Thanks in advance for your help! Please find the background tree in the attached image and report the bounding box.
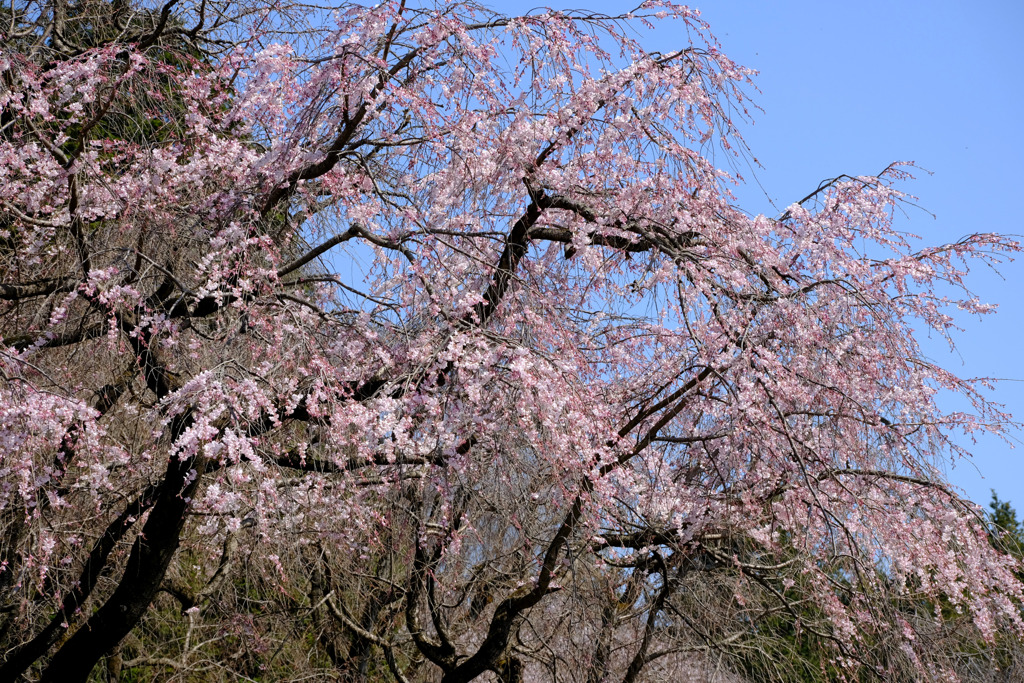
[1,0,1022,681]
[989,491,1024,560]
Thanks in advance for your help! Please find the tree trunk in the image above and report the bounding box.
[37,454,206,682]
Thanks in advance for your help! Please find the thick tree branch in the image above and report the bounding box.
[0,483,160,681]
[0,275,79,301]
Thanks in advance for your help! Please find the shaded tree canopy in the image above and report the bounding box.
[1,0,1022,681]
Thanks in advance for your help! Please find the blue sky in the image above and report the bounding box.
[483,0,1024,509]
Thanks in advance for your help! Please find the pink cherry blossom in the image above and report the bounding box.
[0,1,1020,681]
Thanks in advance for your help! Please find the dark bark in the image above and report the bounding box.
[0,484,159,681]
[37,451,207,682]
[439,496,584,683]
[469,201,541,327]
[36,333,201,681]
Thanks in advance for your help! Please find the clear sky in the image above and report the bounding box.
[483,0,1024,510]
